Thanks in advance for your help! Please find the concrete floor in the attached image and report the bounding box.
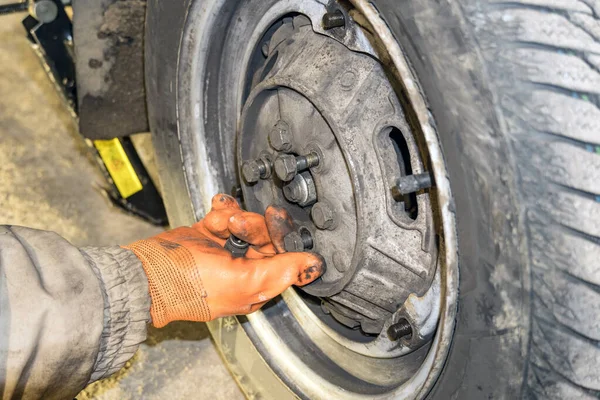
[0,11,242,400]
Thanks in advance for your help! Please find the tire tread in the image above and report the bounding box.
[472,1,600,397]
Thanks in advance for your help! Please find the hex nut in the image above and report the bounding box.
[284,231,305,252]
[242,160,261,183]
[269,121,293,152]
[274,154,298,182]
[283,172,317,207]
[311,202,336,230]
[282,180,302,202]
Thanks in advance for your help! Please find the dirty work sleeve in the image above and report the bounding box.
[0,226,150,399]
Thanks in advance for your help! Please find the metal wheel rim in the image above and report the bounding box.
[176,0,459,397]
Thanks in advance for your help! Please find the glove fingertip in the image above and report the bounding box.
[296,253,326,286]
[211,193,241,210]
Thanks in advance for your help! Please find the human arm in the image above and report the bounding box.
[0,194,323,399]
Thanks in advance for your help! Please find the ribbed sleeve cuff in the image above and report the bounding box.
[80,246,151,383]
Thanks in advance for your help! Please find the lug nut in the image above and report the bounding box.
[242,157,271,183]
[269,120,293,152]
[311,201,336,230]
[393,173,433,196]
[387,318,413,341]
[282,172,317,207]
[274,152,320,182]
[322,10,345,30]
[284,228,314,252]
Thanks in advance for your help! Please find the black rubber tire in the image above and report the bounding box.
[146,0,600,398]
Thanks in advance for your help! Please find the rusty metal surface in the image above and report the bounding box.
[73,0,148,139]
[238,19,437,335]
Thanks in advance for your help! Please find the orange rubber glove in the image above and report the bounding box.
[124,194,324,328]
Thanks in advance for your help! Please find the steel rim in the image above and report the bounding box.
[177,0,460,397]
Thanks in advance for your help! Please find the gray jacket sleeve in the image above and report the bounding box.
[0,226,151,399]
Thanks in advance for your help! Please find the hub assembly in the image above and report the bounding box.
[238,16,438,335]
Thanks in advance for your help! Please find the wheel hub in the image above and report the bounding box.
[238,16,437,335]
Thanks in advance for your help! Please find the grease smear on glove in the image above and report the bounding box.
[124,194,324,327]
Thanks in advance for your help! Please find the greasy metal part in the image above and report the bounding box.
[284,228,314,252]
[72,0,148,139]
[224,235,250,258]
[282,172,317,207]
[322,10,344,30]
[311,201,336,230]
[284,232,304,252]
[273,152,320,182]
[387,318,413,341]
[239,21,437,333]
[394,173,433,196]
[269,120,293,152]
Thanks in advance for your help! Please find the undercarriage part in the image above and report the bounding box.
[238,16,438,335]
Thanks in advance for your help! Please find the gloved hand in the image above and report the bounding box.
[124,194,324,327]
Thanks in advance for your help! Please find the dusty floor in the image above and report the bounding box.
[0,11,242,400]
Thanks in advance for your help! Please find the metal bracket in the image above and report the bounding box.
[22,0,77,115]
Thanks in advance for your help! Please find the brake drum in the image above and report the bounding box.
[238,18,437,334]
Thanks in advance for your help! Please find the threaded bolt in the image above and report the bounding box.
[283,228,314,252]
[387,318,413,341]
[274,152,320,182]
[322,10,345,30]
[242,157,271,183]
[393,173,433,196]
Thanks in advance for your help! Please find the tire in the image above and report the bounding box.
[146,0,600,398]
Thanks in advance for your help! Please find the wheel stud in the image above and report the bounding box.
[393,173,433,196]
[284,228,314,252]
[387,318,413,341]
[322,10,345,30]
[274,152,320,182]
[242,157,272,183]
[311,201,336,230]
